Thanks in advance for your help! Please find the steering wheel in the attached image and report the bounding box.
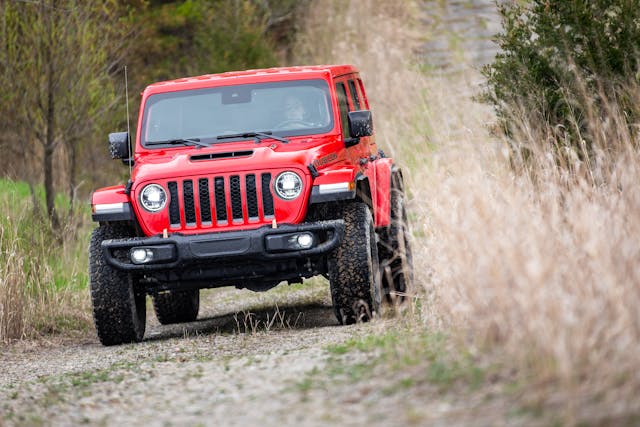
[274,120,316,130]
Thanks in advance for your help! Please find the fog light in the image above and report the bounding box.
[288,232,314,249]
[130,248,154,264]
[265,232,316,252]
[297,233,314,248]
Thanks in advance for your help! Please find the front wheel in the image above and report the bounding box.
[329,202,382,324]
[89,224,146,346]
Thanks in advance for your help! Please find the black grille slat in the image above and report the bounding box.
[183,180,196,225]
[168,182,180,227]
[164,172,275,230]
[230,175,243,221]
[214,177,227,223]
[246,174,258,219]
[198,178,211,224]
[261,173,274,217]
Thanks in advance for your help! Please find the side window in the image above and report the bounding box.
[356,78,369,109]
[336,82,350,137]
[348,79,361,111]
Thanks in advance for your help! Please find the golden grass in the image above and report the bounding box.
[416,75,640,420]
[0,190,92,343]
[295,0,640,422]
[0,223,27,341]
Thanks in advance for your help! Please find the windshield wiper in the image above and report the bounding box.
[216,131,289,144]
[146,138,209,148]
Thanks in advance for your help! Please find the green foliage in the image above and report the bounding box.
[481,0,640,161]
[0,0,130,227]
[0,0,301,210]
[128,0,292,85]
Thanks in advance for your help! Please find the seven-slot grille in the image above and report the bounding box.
[167,173,274,229]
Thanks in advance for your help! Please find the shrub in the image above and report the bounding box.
[481,0,640,166]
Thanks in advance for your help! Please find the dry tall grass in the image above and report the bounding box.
[295,0,640,422]
[0,189,92,343]
[417,76,640,421]
[291,0,428,162]
[0,224,26,341]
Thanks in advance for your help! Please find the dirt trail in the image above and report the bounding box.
[0,284,511,427]
[0,284,419,427]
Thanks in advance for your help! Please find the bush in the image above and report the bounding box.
[481,0,640,166]
[129,0,298,84]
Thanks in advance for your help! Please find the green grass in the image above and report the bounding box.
[293,326,489,398]
[0,178,77,217]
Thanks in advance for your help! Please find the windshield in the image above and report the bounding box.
[141,79,334,148]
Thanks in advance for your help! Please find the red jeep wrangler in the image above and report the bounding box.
[90,65,412,345]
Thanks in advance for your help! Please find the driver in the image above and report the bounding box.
[275,95,311,130]
[283,95,305,122]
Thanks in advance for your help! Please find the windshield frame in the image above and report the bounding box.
[140,79,335,149]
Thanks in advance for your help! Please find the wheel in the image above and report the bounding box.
[379,176,413,303]
[152,289,200,325]
[89,224,146,346]
[329,202,382,324]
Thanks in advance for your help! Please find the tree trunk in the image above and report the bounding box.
[43,0,59,229]
[68,140,78,216]
[43,142,58,228]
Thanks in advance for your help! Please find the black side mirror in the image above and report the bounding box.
[108,131,130,160]
[348,110,373,138]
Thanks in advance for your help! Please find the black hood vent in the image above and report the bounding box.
[191,150,253,161]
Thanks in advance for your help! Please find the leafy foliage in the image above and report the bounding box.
[0,0,302,222]
[0,0,131,227]
[481,0,640,162]
[129,0,281,84]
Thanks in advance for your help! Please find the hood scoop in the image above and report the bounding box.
[190,150,253,161]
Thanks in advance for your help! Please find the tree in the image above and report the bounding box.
[127,0,289,86]
[481,0,640,165]
[0,0,128,227]
[0,0,304,224]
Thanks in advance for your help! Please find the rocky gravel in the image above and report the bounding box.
[0,283,391,427]
[0,283,544,427]
[1,277,538,427]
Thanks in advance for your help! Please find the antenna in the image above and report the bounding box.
[125,65,132,177]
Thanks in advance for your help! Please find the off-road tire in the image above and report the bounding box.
[152,290,200,325]
[379,176,413,303]
[89,224,146,346]
[329,202,382,324]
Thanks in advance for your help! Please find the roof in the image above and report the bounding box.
[143,65,359,95]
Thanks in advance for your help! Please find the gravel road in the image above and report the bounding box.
[0,283,431,427]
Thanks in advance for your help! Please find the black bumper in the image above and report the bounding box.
[102,220,344,272]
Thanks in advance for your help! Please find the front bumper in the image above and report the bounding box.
[102,220,344,272]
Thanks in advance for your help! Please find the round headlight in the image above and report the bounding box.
[140,184,167,212]
[274,171,303,200]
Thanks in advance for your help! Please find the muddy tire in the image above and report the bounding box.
[329,202,382,324]
[152,290,200,325]
[89,224,146,346]
[379,177,413,303]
